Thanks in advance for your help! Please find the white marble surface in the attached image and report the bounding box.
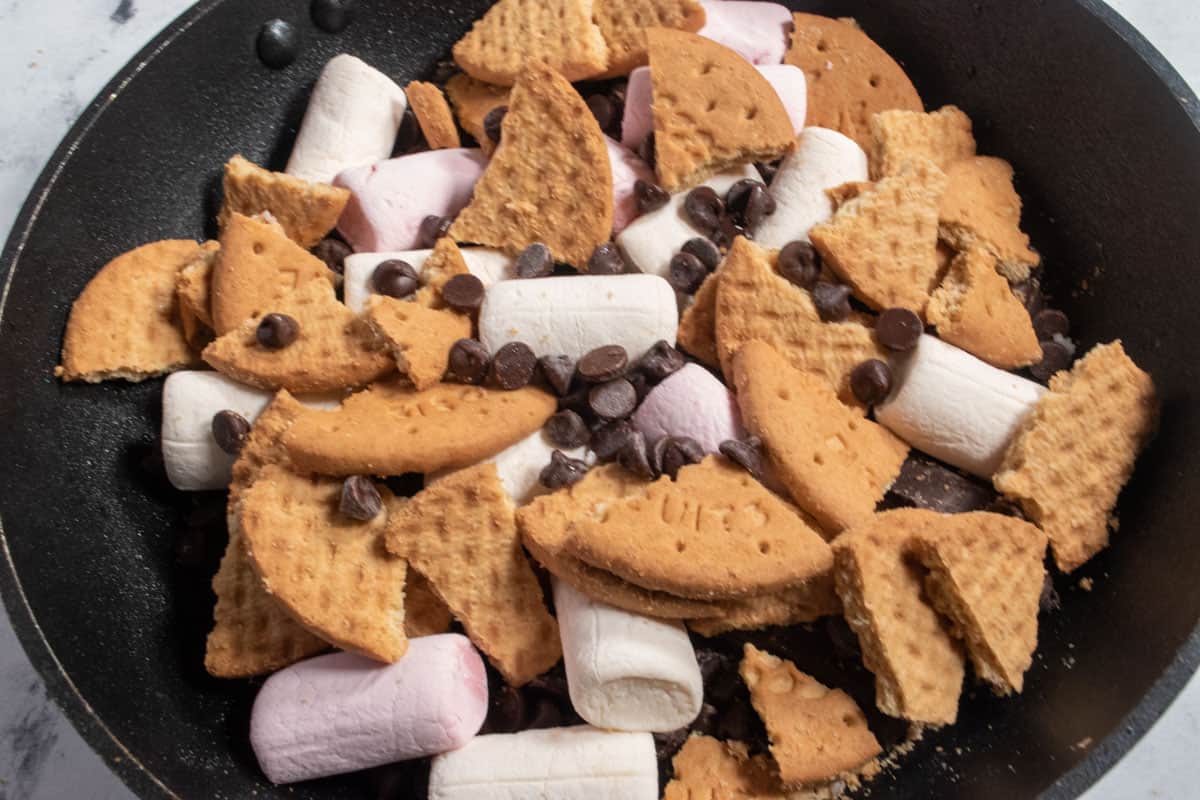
[0,1,1197,798]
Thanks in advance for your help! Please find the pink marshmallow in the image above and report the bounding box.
[698,0,793,65]
[334,149,487,252]
[633,363,744,454]
[607,136,655,234]
[250,634,488,785]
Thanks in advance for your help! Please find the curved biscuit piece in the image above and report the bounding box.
[452,0,608,86]
[364,296,471,390]
[741,644,881,788]
[385,464,561,685]
[203,279,393,393]
[444,74,511,156]
[564,456,834,600]
[676,271,720,367]
[714,236,884,409]
[869,105,975,180]
[927,246,1041,369]
[994,341,1157,572]
[785,13,922,151]
[284,380,557,476]
[685,577,840,637]
[449,65,612,266]
[663,735,787,800]
[594,0,706,77]
[405,81,461,150]
[58,239,207,382]
[240,464,408,663]
[648,28,794,190]
[218,155,350,248]
[939,155,1040,282]
[732,340,908,535]
[210,212,334,335]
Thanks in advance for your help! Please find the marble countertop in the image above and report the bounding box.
[1,1,1198,798]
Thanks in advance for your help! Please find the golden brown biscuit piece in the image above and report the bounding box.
[210,211,334,335]
[741,644,881,788]
[732,340,908,535]
[910,512,1047,695]
[452,0,609,86]
[593,0,706,77]
[405,81,462,150]
[686,576,841,637]
[385,463,561,685]
[364,296,471,390]
[926,246,1042,369]
[994,341,1157,572]
[175,241,220,329]
[648,28,794,190]
[563,456,834,600]
[677,271,720,367]
[663,735,788,800]
[714,237,884,409]
[785,13,922,152]
[57,239,207,382]
[218,155,350,248]
[240,465,408,663]
[832,509,965,726]
[444,74,511,156]
[869,105,976,179]
[939,155,1040,282]
[202,279,393,393]
[810,159,948,313]
[404,570,454,638]
[449,65,612,267]
[284,380,557,476]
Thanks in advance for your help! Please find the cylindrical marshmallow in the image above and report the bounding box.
[343,246,514,312]
[632,363,744,454]
[251,634,488,785]
[285,54,408,184]
[754,127,870,249]
[698,0,793,65]
[478,274,678,362]
[162,372,274,490]
[428,726,658,800]
[877,335,1046,477]
[429,430,590,505]
[554,579,703,732]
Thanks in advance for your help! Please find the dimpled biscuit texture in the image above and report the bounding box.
[648,28,794,190]
[939,155,1040,282]
[663,735,788,800]
[911,512,1047,695]
[202,279,394,393]
[444,74,511,157]
[385,463,562,685]
[810,158,948,313]
[218,155,350,248]
[593,0,706,77]
[740,644,881,788]
[283,380,557,476]
[405,81,462,150]
[564,456,834,600]
[832,509,965,726]
[714,236,884,410]
[686,575,841,637]
[239,464,409,663]
[994,341,1157,572]
[364,296,472,391]
[732,340,909,535]
[57,239,206,382]
[175,241,220,329]
[677,271,720,367]
[448,65,613,267]
[869,105,976,180]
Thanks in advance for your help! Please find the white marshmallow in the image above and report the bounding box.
[554,579,703,732]
[428,726,658,800]
[429,430,590,506]
[343,247,515,312]
[876,335,1046,478]
[698,0,793,65]
[617,166,758,279]
[478,275,678,362]
[754,127,869,249]
[285,54,408,184]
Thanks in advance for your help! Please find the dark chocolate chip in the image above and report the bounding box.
[1011,276,1045,313]
[586,243,628,274]
[617,430,656,478]
[394,107,424,154]
[668,252,708,293]
[489,342,538,389]
[724,179,759,215]
[372,259,420,298]
[719,437,766,482]
[637,340,686,383]
[1030,339,1073,382]
[558,386,593,418]
[778,241,820,289]
[577,345,629,383]
[211,410,251,455]
[588,378,638,420]
[311,237,352,274]
[441,274,485,312]
[626,369,650,402]
[417,214,452,248]
[544,410,591,449]
[585,94,615,133]
[1039,573,1061,612]
[887,456,997,514]
[649,435,671,476]
[1033,308,1070,341]
[681,237,721,271]
[591,420,635,462]
[637,132,656,168]
[635,179,669,214]
[483,105,508,144]
[446,338,491,384]
[257,19,299,69]
[256,313,300,349]
[683,186,724,234]
[515,242,553,278]
[725,179,775,228]
[811,281,852,322]
[755,160,780,184]
[876,307,924,351]
[658,436,705,479]
[539,449,590,489]
[537,355,575,396]
[311,0,355,33]
[850,359,893,406]
[339,475,383,521]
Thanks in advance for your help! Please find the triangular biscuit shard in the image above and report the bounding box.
[449,65,613,267]
[365,296,471,391]
[594,0,705,77]
[869,105,976,179]
[939,155,1040,281]
[218,155,350,248]
[664,735,787,800]
[647,28,794,189]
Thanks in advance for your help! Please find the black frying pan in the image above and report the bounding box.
[2,1,1198,797]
